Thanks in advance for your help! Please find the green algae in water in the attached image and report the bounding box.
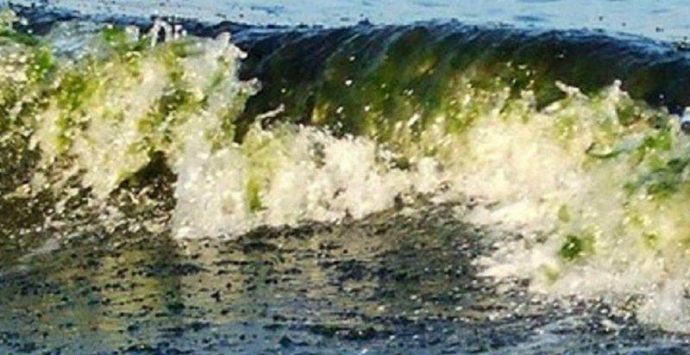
[559,234,595,262]
[5,14,690,335]
[625,157,690,199]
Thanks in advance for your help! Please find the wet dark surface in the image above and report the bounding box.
[1,202,690,354]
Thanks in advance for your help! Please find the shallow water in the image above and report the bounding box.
[3,202,689,354]
[3,2,690,354]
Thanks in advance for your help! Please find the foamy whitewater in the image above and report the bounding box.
[4,9,690,334]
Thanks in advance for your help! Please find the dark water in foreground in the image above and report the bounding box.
[2,159,690,351]
[2,203,689,354]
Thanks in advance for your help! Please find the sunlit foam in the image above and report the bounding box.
[4,12,690,332]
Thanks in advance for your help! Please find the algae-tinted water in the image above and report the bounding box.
[3,5,690,354]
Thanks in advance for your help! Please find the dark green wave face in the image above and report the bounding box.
[234,22,690,139]
[4,8,690,346]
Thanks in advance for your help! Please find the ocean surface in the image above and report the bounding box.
[2,1,690,354]
[5,0,690,42]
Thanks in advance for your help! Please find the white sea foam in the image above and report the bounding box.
[6,16,690,332]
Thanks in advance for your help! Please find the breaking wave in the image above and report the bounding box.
[4,8,690,332]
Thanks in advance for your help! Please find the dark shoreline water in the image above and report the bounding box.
[4,5,690,354]
[3,202,689,354]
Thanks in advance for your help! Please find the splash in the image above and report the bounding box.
[165,76,690,331]
[4,11,690,332]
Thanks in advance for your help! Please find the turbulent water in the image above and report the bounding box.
[4,4,690,353]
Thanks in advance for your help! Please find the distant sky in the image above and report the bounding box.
[4,0,690,41]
